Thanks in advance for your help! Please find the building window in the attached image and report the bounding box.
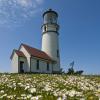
[20,61,24,73]
[57,50,59,57]
[47,62,49,71]
[37,60,39,70]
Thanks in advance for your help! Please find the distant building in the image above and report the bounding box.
[10,9,60,73]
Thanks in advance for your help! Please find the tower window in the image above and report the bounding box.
[44,26,46,31]
[57,50,59,57]
[36,60,39,70]
[56,27,58,31]
[47,62,49,71]
[48,18,52,23]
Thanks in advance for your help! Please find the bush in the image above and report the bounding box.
[67,67,84,75]
[67,67,75,75]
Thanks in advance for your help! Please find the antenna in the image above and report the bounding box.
[69,61,74,68]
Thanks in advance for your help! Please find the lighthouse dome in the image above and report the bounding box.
[43,9,58,24]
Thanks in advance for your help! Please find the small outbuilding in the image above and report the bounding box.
[10,44,55,73]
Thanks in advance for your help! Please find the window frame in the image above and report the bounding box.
[57,49,59,57]
[47,62,49,71]
[36,60,39,70]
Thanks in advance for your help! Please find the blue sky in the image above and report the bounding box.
[0,0,100,74]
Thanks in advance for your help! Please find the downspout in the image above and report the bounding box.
[18,56,19,73]
[52,62,53,74]
[30,56,31,73]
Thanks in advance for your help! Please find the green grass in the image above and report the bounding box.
[0,74,99,100]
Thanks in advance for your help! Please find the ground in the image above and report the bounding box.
[0,74,100,100]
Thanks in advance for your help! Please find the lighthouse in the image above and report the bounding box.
[41,9,60,73]
[11,9,61,73]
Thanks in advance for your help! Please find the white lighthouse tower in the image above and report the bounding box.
[42,9,60,73]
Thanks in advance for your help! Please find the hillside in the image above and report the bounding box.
[0,74,100,100]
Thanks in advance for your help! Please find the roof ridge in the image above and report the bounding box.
[14,49,23,53]
[13,49,18,51]
[20,43,54,61]
[10,49,25,59]
[22,43,45,53]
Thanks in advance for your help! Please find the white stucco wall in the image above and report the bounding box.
[42,31,60,72]
[18,57,28,72]
[31,57,52,73]
[19,46,30,72]
[30,58,36,72]
[11,52,18,73]
[42,32,58,60]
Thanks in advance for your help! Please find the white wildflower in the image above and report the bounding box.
[29,88,36,93]
[21,94,26,97]
[2,93,7,97]
[0,90,4,93]
[62,94,67,100]
[68,90,76,97]
[25,85,30,90]
[57,97,62,100]
[31,96,38,100]
[44,85,51,91]
[27,94,32,99]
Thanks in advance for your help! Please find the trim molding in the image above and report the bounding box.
[41,23,59,29]
[43,10,58,18]
[42,31,59,35]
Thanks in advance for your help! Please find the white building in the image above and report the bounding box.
[10,9,61,73]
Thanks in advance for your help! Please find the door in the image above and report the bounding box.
[20,61,24,73]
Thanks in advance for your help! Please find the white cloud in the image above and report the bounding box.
[17,0,33,7]
[35,0,44,4]
[0,0,44,26]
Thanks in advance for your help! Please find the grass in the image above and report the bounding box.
[0,74,99,100]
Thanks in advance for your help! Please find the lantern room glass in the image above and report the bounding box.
[44,13,57,24]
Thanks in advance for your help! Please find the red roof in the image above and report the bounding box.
[21,44,54,62]
[15,50,25,57]
[10,49,25,59]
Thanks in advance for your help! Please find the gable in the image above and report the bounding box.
[19,44,30,58]
[19,43,55,62]
[10,49,25,59]
[10,50,18,60]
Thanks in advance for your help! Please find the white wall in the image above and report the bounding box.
[11,52,18,73]
[42,32,58,60]
[18,57,28,72]
[42,31,60,72]
[19,46,30,72]
[31,58,37,72]
[31,57,52,73]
